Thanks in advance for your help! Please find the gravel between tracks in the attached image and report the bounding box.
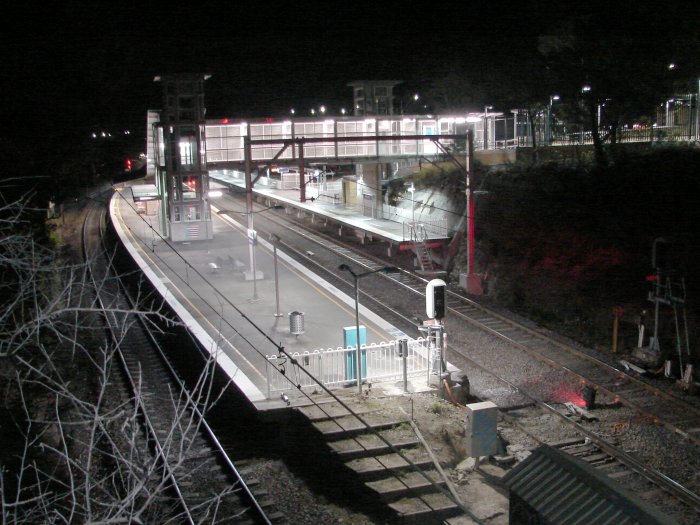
[37,195,698,524]
[248,204,700,524]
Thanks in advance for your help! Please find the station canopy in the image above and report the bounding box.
[131,184,160,202]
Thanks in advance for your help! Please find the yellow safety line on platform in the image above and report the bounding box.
[212,205,388,341]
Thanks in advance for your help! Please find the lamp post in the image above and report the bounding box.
[408,183,416,223]
[204,190,223,254]
[248,210,259,301]
[338,264,398,394]
[665,98,675,128]
[204,197,211,254]
[269,233,283,317]
[547,95,560,145]
[399,93,420,115]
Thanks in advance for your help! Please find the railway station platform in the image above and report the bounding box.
[109,182,441,412]
[209,170,452,258]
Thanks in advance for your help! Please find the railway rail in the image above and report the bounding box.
[221,191,700,515]
[83,193,281,524]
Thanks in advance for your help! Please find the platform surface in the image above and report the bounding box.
[110,183,435,410]
[209,171,449,245]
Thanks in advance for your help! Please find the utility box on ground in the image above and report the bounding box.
[465,401,499,458]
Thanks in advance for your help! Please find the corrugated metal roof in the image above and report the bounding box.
[502,445,677,525]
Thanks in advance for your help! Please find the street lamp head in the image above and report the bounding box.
[551,95,560,101]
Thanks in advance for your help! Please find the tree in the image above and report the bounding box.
[536,2,700,165]
[0,190,236,523]
[422,65,486,114]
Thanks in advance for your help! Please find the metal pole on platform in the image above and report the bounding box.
[244,136,259,301]
[465,130,474,280]
[251,212,258,301]
[352,275,362,393]
[339,264,399,394]
[299,141,306,203]
[270,233,282,317]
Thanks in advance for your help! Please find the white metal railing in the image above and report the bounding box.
[280,172,314,190]
[306,180,342,203]
[202,114,504,165]
[154,97,700,172]
[265,338,431,396]
[401,218,448,240]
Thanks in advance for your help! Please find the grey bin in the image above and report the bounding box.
[289,311,305,335]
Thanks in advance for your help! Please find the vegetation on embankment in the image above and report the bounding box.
[387,144,700,356]
[451,144,700,355]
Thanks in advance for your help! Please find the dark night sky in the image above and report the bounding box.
[2,1,698,149]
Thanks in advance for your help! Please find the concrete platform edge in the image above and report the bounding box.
[109,193,267,403]
[213,205,412,342]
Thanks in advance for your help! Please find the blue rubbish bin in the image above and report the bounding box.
[343,326,367,381]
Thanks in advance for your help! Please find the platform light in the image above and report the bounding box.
[208,190,223,198]
[338,264,399,394]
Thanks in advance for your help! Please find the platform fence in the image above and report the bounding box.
[306,180,343,203]
[265,337,431,397]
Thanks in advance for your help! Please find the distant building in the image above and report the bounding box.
[348,80,401,116]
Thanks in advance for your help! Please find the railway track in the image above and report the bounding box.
[83,193,283,524]
[219,191,700,515]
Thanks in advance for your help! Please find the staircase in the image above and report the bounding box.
[410,223,435,273]
[296,398,462,524]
